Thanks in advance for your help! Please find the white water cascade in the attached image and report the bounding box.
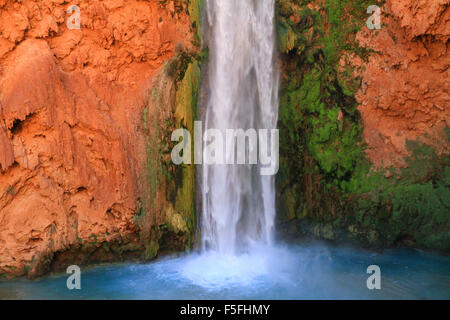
[201,0,279,254]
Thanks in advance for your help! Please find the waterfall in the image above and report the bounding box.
[201,0,279,254]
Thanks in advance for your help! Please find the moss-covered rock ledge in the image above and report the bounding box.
[275,0,450,252]
[137,49,201,261]
[136,0,204,261]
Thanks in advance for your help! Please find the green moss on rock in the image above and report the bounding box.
[188,0,205,46]
[276,0,449,252]
[139,45,202,259]
[145,239,160,260]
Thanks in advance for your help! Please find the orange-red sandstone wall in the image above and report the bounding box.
[0,0,193,277]
[0,0,448,277]
[356,0,449,167]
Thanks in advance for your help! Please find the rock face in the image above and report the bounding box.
[0,0,448,277]
[357,0,450,167]
[276,0,449,250]
[0,0,196,277]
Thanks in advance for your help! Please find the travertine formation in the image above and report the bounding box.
[356,0,449,167]
[0,0,193,277]
[0,0,448,277]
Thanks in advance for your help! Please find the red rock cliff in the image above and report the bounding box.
[0,0,194,277]
[356,0,449,167]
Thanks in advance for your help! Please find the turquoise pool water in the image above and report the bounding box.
[1,244,449,300]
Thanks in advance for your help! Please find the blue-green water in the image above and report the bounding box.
[1,244,449,300]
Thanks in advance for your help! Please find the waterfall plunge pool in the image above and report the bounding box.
[1,243,449,299]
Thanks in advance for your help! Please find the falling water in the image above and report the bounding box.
[201,0,279,254]
[1,3,448,298]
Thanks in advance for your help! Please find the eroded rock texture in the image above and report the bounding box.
[0,0,195,277]
[357,0,449,167]
[276,0,449,250]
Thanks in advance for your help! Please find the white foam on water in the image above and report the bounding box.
[179,245,300,289]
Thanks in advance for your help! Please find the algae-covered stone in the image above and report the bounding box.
[145,239,159,261]
[166,204,189,234]
[275,0,449,252]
